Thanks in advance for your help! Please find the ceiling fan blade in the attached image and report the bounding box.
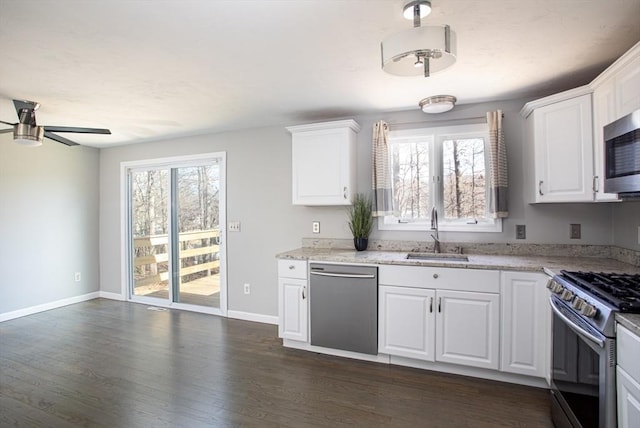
[43,126,111,135]
[44,131,79,146]
[0,128,13,135]
[0,120,17,126]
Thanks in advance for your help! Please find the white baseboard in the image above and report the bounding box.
[0,292,100,323]
[98,291,126,301]
[227,310,278,325]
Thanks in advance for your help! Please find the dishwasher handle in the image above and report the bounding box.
[310,271,376,279]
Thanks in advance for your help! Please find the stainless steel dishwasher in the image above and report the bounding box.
[309,263,378,355]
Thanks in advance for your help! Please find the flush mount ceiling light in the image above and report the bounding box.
[419,95,457,114]
[381,0,456,77]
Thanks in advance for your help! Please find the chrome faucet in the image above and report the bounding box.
[430,207,441,254]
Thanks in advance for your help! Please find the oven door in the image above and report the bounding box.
[549,296,616,428]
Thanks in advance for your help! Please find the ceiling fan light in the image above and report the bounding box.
[13,124,44,146]
[419,95,457,114]
[402,1,432,20]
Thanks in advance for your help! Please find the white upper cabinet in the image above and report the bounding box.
[590,42,640,202]
[592,80,619,201]
[523,90,595,203]
[615,53,640,118]
[521,41,640,204]
[286,120,360,206]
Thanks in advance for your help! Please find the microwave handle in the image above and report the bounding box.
[550,296,604,348]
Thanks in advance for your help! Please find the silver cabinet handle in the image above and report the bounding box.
[438,297,442,313]
[289,265,295,270]
[302,286,306,300]
[593,176,599,193]
[433,273,439,279]
[343,186,348,199]
[538,180,544,196]
[429,297,433,313]
[310,271,375,279]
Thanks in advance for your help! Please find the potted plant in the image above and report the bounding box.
[347,193,373,251]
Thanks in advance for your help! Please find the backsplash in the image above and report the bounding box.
[301,238,640,267]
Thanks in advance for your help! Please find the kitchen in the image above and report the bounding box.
[1,1,640,426]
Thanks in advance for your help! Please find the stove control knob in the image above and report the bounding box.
[580,304,598,318]
[572,297,585,311]
[560,289,574,301]
[546,280,564,294]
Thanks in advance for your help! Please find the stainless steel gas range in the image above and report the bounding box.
[547,271,640,428]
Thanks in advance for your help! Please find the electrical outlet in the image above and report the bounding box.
[244,283,250,294]
[312,221,320,234]
[516,225,526,239]
[229,221,241,232]
[74,272,81,282]
[570,223,581,239]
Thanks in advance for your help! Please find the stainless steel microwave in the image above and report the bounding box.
[604,109,640,196]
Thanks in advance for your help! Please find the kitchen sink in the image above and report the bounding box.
[405,253,469,262]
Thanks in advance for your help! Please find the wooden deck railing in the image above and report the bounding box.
[133,229,220,287]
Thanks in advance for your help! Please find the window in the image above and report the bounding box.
[379,123,501,232]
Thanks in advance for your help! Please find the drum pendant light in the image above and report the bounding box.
[381,0,457,77]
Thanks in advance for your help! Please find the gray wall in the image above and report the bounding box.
[99,98,625,318]
[613,201,640,251]
[0,134,100,315]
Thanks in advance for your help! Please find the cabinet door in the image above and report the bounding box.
[500,272,550,378]
[278,277,308,342]
[291,126,354,206]
[378,286,436,361]
[533,94,594,202]
[435,290,500,370]
[616,55,640,118]
[592,81,619,201]
[617,367,640,428]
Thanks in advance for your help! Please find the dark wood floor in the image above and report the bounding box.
[0,299,553,427]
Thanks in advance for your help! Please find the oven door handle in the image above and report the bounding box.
[550,297,605,348]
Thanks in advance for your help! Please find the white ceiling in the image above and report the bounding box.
[0,0,639,148]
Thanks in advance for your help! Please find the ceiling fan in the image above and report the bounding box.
[0,99,111,147]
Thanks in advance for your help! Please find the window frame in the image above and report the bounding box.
[378,123,502,233]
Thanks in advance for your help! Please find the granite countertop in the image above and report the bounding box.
[277,247,640,276]
[617,313,640,337]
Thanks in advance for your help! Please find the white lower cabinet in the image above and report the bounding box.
[378,280,500,370]
[379,286,436,361]
[617,367,640,428]
[436,290,500,370]
[500,271,551,379]
[277,260,308,342]
[617,324,640,428]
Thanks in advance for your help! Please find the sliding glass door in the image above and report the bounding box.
[125,153,226,315]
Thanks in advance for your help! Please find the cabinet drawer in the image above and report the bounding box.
[618,324,640,383]
[278,260,308,279]
[379,265,499,293]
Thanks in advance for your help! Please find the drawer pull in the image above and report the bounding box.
[289,265,295,270]
[433,273,439,279]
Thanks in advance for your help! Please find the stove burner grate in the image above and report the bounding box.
[561,271,640,312]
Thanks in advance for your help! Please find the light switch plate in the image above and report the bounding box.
[516,225,526,239]
[229,221,241,232]
[312,221,320,234]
